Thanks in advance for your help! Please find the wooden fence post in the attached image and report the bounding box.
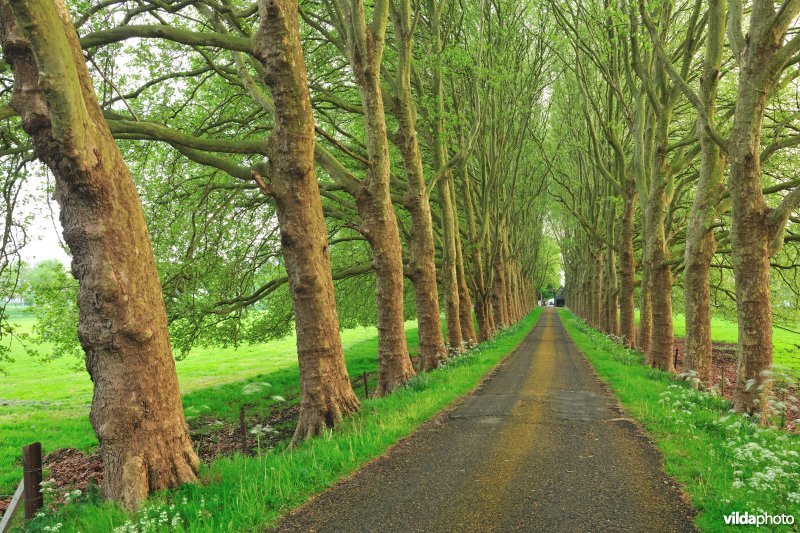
[22,442,42,519]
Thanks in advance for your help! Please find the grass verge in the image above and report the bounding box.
[559,309,800,532]
[20,309,541,532]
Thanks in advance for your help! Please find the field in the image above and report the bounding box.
[0,309,392,495]
[635,312,800,375]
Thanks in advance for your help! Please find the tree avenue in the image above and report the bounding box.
[0,0,798,516]
[0,0,551,509]
[551,0,800,418]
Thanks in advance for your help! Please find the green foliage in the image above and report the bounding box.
[21,260,80,363]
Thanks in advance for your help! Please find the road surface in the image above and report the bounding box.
[276,308,695,532]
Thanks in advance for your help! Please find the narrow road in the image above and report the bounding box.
[277,308,695,532]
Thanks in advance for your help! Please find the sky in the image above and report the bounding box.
[17,167,70,266]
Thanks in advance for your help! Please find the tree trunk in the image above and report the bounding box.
[682,0,725,387]
[728,16,779,414]
[492,250,508,328]
[619,188,637,347]
[592,252,604,329]
[341,0,416,395]
[451,183,477,345]
[255,0,360,443]
[638,262,652,356]
[463,174,494,341]
[391,4,447,371]
[645,180,674,372]
[455,230,477,344]
[439,175,464,351]
[1,1,198,509]
[605,242,619,336]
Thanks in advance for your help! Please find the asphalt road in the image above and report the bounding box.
[276,308,696,532]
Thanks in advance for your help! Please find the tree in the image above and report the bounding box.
[0,0,198,508]
[726,0,800,414]
[254,0,360,442]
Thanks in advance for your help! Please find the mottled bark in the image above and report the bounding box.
[255,0,359,443]
[1,0,198,509]
[491,250,509,328]
[638,263,652,356]
[454,223,477,345]
[619,189,637,347]
[644,177,675,372]
[390,1,447,371]
[727,1,792,414]
[463,175,494,341]
[682,0,725,387]
[338,0,415,395]
[439,175,464,351]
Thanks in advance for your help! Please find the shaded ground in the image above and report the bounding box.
[673,338,799,432]
[276,308,696,532]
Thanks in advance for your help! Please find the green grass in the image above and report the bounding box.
[0,313,389,495]
[634,311,800,376]
[561,309,800,532]
[9,309,541,532]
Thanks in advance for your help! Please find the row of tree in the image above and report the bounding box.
[0,0,558,510]
[547,0,800,418]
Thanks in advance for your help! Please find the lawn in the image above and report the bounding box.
[4,309,542,532]
[561,309,800,532]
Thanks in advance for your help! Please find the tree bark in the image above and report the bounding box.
[727,3,785,414]
[450,177,477,344]
[428,0,464,352]
[439,175,464,351]
[454,223,478,344]
[255,0,360,443]
[619,187,637,347]
[337,0,416,395]
[638,261,652,356]
[682,0,725,387]
[463,173,494,340]
[1,0,198,509]
[390,0,447,371]
[644,176,675,372]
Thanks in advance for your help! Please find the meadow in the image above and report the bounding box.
[638,312,800,375]
[0,309,388,495]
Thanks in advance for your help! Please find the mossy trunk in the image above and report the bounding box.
[682,0,725,387]
[342,0,415,395]
[391,4,447,371]
[619,188,637,347]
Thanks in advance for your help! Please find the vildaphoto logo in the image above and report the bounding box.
[723,512,796,527]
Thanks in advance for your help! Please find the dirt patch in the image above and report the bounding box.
[192,404,300,461]
[673,337,799,433]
